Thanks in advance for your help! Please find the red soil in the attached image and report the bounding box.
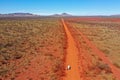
[62,18,120,80]
[73,27,120,80]
[0,19,66,80]
[2,18,119,80]
[66,21,120,80]
[67,17,120,22]
[62,19,81,80]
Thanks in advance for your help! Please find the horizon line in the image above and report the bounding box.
[0,12,120,16]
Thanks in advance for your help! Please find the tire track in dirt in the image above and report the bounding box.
[72,25,120,80]
[61,19,81,80]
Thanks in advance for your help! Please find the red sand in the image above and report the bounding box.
[62,19,81,80]
[72,24,120,80]
[62,18,120,80]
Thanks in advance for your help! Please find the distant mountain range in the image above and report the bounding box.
[110,14,120,17]
[51,13,72,17]
[0,13,120,17]
[0,13,39,17]
[0,13,73,17]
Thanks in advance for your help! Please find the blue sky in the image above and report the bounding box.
[0,0,120,15]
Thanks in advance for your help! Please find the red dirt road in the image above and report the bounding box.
[72,24,120,80]
[62,18,120,80]
[62,19,81,80]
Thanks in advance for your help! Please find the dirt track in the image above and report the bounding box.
[4,19,120,80]
[73,27,120,80]
[62,20,120,80]
[62,19,81,80]
[62,18,120,80]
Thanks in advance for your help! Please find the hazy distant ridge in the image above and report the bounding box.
[0,12,120,17]
[51,13,72,17]
[0,13,39,17]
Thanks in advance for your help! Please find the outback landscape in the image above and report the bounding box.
[0,16,120,80]
[1,0,120,80]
